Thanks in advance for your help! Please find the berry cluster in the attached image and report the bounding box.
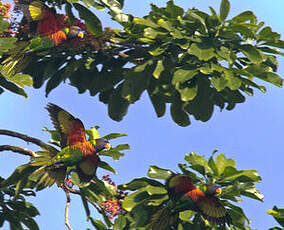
[101,175,127,219]
[0,1,11,18]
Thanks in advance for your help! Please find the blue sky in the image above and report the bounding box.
[1,0,284,229]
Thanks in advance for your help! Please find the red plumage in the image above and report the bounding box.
[166,174,232,226]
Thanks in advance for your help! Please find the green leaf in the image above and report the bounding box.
[9,73,33,88]
[215,153,235,176]
[221,167,261,183]
[102,133,127,140]
[0,19,10,33]
[99,144,129,160]
[188,43,215,61]
[0,37,17,53]
[255,72,283,87]
[258,26,281,42]
[90,217,107,230]
[224,70,242,90]
[42,127,61,147]
[220,0,230,21]
[67,0,78,3]
[267,206,284,227]
[22,217,39,230]
[108,86,130,121]
[65,3,76,24]
[170,100,191,127]
[100,0,122,14]
[231,11,256,23]
[153,60,164,79]
[240,45,264,64]
[179,210,195,221]
[114,216,127,230]
[0,75,28,97]
[172,69,197,85]
[119,177,164,191]
[211,76,228,92]
[147,166,172,179]
[132,17,159,28]
[122,61,153,103]
[98,161,117,174]
[177,84,198,102]
[86,127,100,142]
[148,88,166,118]
[145,185,167,195]
[208,155,218,175]
[74,3,103,35]
[184,152,212,175]
[121,189,146,211]
[166,0,184,18]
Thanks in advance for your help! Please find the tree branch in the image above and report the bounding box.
[0,129,58,152]
[0,145,36,157]
[65,191,73,230]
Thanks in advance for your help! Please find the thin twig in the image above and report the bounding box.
[63,183,80,195]
[85,196,105,215]
[62,182,113,225]
[0,129,58,152]
[0,145,36,157]
[65,191,73,230]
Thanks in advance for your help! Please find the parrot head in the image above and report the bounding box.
[64,26,84,39]
[205,184,222,196]
[93,138,111,152]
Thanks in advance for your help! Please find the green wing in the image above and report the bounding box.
[31,146,84,168]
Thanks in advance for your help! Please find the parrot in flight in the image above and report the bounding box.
[31,103,111,183]
[165,174,232,226]
[16,0,84,45]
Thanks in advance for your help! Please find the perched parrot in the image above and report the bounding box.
[31,103,111,183]
[16,0,84,45]
[165,174,232,226]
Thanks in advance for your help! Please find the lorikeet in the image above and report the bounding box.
[31,103,111,184]
[16,0,84,45]
[166,174,232,226]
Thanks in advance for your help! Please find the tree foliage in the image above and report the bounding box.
[0,0,284,229]
[0,0,284,125]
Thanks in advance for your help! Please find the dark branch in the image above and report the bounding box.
[0,129,58,152]
[62,183,80,195]
[0,145,35,157]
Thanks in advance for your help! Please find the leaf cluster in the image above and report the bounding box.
[0,176,39,230]
[107,0,284,126]
[107,152,263,230]
[0,0,283,126]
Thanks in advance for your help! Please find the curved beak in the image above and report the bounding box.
[104,143,111,150]
[216,187,222,195]
[77,31,84,39]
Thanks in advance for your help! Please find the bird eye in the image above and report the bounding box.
[216,187,222,195]
[104,143,111,150]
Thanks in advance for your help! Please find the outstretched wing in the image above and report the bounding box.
[16,0,45,21]
[46,103,87,147]
[197,196,232,226]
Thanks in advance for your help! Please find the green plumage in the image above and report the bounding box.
[31,146,84,168]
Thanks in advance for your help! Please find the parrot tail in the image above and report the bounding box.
[30,150,66,189]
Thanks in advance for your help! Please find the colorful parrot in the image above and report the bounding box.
[165,174,232,226]
[31,103,111,183]
[16,0,84,45]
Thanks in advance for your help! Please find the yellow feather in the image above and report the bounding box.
[29,1,44,21]
[58,110,72,134]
